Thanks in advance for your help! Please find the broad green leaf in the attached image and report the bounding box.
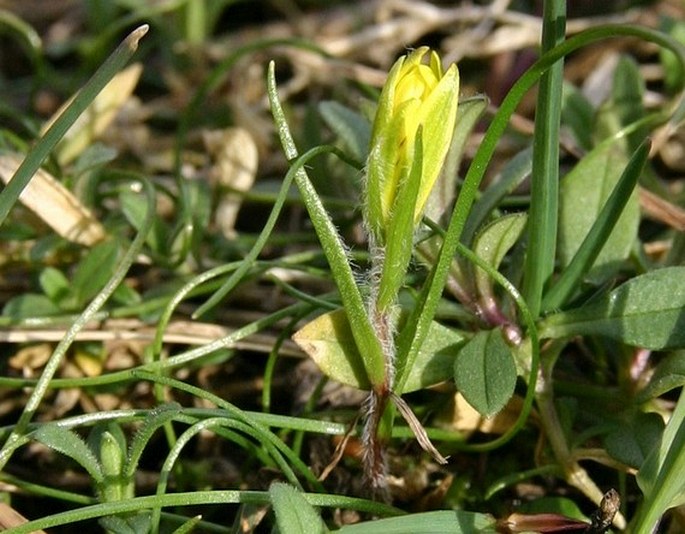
[39,266,70,303]
[611,56,647,152]
[561,82,594,151]
[69,238,121,308]
[472,213,527,302]
[542,140,648,313]
[3,293,62,319]
[337,510,497,533]
[462,147,532,246]
[454,329,517,418]
[604,412,664,470]
[34,425,103,483]
[539,267,685,350]
[71,142,119,178]
[293,309,465,393]
[270,482,328,534]
[318,101,370,162]
[518,496,586,520]
[637,351,685,402]
[558,138,639,283]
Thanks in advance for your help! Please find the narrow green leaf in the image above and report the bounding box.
[125,402,181,478]
[472,213,527,302]
[0,25,148,228]
[637,351,685,402]
[539,267,685,350]
[270,482,328,534]
[318,101,370,162]
[70,238,121,308]
[337,510,497,533]
[267,62,385,387]
[635,392,685,530]
[521,0,565,318]
[542,140,648,311]
[170,515,203,534]
[376,128,424,311]
[99,513,151,534]
[557,137,639,284]
[293,308,465,393]
[454,329,517,418]
[34,425,103,484]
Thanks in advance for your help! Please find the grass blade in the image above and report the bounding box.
[0,25,148,228]
[522,0,566,318]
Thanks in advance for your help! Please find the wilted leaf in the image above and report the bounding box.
[293,309,464,393]
[0,153,106,246]
[203,127,258,239]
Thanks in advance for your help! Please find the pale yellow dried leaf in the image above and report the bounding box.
[0,503,46,532]
[41,63,143,165]
[8,342,52,371]
[0,153,106,245]
[435,392,524,436]
[203,127,258,239]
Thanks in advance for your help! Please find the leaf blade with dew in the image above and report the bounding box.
[266,61,385,387]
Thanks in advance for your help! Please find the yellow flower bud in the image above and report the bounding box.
[365,47,460,242]
[365,47,459,311]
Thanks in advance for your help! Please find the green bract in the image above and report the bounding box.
[365,47,460,243]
